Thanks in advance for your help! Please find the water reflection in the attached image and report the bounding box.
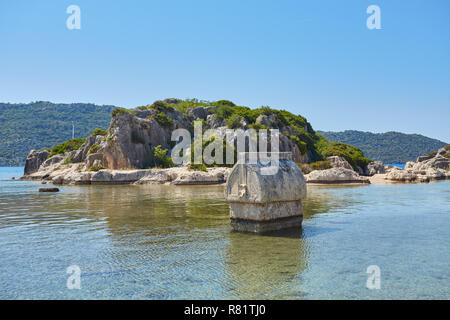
[2,177,447,299]
[224,228,309,299]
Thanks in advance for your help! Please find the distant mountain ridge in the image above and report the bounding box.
[318,130,448,163]
[0,101,115,166]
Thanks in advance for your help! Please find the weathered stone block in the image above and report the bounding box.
[225,152,306,232]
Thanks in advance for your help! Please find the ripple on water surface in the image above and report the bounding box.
[0,167,449,299]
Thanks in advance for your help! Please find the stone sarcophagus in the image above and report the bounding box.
[225,153,307,232]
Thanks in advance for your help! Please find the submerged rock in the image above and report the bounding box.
[39,188,59,192]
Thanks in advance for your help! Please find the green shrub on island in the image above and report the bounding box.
[48,138,86,158]
[248,123,269,131]
[226,114,244,129]
[188,163,208,172]
[444,145,450,151]
[111,107,136,117]
[316,136,371,170]
[150,100,175,113]
[152,145,175,168]
[310,161,331,171]
[188,136,236,169]
[151,112,173,129]
[62,155,74,165]
[213,104,234,120]
[91,128,107,136]
[296,161,331,174]
[212,100,236,107]
[88,165,106,172]
[88,144,100,154]
[297,163,312,174]
[288,135,307,155]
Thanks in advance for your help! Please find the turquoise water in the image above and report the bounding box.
[385,163,406,169]
[0,167,449,299]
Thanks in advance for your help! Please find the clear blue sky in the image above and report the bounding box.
[1,0,449,142]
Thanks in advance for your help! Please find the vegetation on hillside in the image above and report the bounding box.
[297,160,334,174]
[2,99,371,169]
[48,138,86,158]
[0,102,115,166]
[138,99,371,168]
[319,130,448,163]
[151,145,175,168]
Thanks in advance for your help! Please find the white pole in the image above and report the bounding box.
[72,122,75,139]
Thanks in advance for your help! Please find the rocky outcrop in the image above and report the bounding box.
[101,111,184,170]
[22,157,232,185]
[304,167,370,184]
[366,161,385,175]
[24,150,50,175]
[385,167,417,182]
[406,156,449,172]
[326,156,353,170]
[72,135,104,163]
[186,107,213,121]
[255,114,277,127]
[21,101,371,184]
[383,146,450,182]
[41,155,64,168]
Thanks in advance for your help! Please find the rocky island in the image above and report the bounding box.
[371,146,450,183]
[21,99,450,185]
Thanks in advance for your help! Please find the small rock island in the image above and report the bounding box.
[20,99,449,185]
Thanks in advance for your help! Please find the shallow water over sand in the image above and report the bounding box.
[0,167,449,299]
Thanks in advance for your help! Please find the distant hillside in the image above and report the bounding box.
[318,130,448,163]
[0,101,116,166]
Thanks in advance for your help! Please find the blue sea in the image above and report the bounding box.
[385,163,406,169]
[0,167,448,299]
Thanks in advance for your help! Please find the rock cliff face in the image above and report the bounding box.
[23,103,314,176]
[24,149,50,175]
[366,161,385,175]
[326,156,353,170]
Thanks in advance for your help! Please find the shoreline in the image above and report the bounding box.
[20,166,450,186]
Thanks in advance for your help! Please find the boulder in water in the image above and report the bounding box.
[39,188,60,192]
